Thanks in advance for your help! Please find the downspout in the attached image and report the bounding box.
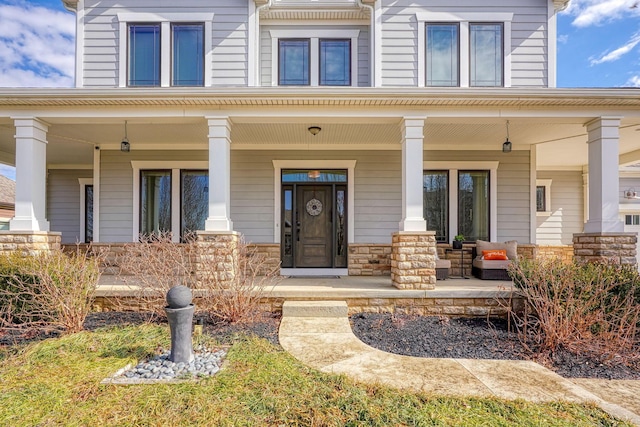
[356,0,375,87]
[254,0,272,87]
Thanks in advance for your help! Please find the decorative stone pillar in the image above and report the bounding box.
[573,233,637,265]
[205,117,233,232]
[390,231,436,290]
[0,231,61,255]
[399,117,427,232]
[195,231,240,288]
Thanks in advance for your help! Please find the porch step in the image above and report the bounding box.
[282,300,348,318]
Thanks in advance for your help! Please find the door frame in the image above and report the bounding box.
[273,160,356,276]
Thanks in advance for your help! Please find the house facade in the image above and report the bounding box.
[0,0,638,287]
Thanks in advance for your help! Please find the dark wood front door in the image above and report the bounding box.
[295,186,332,268]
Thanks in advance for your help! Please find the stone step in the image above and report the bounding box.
[282,300,348,318]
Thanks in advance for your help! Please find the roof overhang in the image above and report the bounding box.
[61,0,78,12]
[1,87,640,109]
[554,0,571,11]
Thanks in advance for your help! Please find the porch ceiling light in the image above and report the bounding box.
[502,120,512,153]
[121,121,130,152]
[308,126,321,136]
[308,170,321,179]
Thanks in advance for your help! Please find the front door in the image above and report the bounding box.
[295,186,332,267]
[281,169,348,269]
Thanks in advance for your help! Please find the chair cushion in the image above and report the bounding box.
[472,258,511,270]
[435,259,451,269]
[475,240,518,260]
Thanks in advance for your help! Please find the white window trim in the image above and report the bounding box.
[536,179,552,216]
[424,161,498,242]
[117,13,214,88]
[272,160,356,244]
[269,29,360,87]
[416,12,512,88]
[131,161,208,242]
[78,178,93,243]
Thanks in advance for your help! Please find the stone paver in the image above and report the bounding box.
[279,301,640,426]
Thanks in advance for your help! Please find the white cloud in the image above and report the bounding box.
[562,0,640,27]
[589,31,640,64]
[0,164,15,181]
[0,1,75,87]
[625,75,640,86]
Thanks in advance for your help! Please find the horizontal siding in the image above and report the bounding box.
[47,169,93,244]
[536,171,584,245]
[379,0,548,87]
[426,150,531,243]
[82,0,248,87]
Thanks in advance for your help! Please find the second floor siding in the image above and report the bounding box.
[81,0,249,87]
[78,0,553,89]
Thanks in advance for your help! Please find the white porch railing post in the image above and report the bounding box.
[205,117,233,231]
[10,117,50,232]
[399,117,427,232]
[584,117,623,233]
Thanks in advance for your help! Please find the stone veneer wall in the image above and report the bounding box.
[573,233,637,265]
[0,231,61,254]
[390,232,436,289]
[348,244,392,276]
[537,245,574,263]
[249,243,281,275]
[195,231,240,286]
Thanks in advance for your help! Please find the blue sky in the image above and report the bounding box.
[0,0,639,178]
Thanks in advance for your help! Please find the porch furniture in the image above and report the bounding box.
[472,240,517,280]
[435,250,451,280]
[445,247,470,279]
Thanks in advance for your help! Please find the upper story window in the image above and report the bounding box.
[270,29,359,87]
[118,13,213,88]
[129,24,161,86]
[469,23,503,87]
[172,24,204,86]
[426,24,459,87]
[417,12,512,88]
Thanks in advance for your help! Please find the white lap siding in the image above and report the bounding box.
[536,170,585,245]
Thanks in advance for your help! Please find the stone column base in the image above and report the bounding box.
[390,231,436,290]
[195,231,240,288]
[572,232,637,265]
[0,231,61,254]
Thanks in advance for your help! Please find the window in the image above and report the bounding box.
[423,171,449,242]
[79,178,93,243]
[423,161,498,243]
[270,29,359,87]
[536,179,552,215]
[416,12,512,88]
[458,171,489,241]
[426,24,459,87]
[133,161,208,242]
[172,24,204,86]
[319,39,351,86]
[118,13,213,87]
[279,39,310,85]
[626,215,640,225]
[470,23,503,87]
[128,24,161,86]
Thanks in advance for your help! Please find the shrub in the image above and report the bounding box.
[116,233,279,323]
[507,258,640,368]
[0,249,102,334]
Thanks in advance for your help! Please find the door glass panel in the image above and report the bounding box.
[458,170,489,241]
[85,185,93,243]
[423,171,448,242]
[335,187,347,267]
[282,186,293,268]
[181,170,208,238]
[141,170,171,235]
[282,169,347,183]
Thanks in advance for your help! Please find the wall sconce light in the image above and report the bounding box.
[308,170,321,179]
[502,120,512,153]
[121,121,130,152]
[308,126,321,136]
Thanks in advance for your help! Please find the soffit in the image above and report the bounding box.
[259,0,370,20]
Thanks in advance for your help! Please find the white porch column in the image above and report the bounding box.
[399,117,427,231]
[583,117,623,233]
[10,118,50,232]
[205,117,233,231]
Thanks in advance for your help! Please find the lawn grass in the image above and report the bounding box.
[0,324,631,426]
